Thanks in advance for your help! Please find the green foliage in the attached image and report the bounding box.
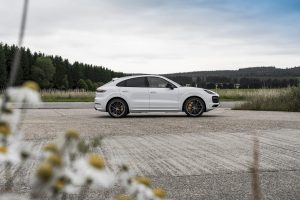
[32,66,45,87]
[85,79,95,90]
[0,44,7,89]
[62,75,69,89]
[77,79,88,90]
[32,57,55,88]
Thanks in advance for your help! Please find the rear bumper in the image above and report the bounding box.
[94,97,107,111]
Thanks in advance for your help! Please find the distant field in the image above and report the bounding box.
[214,88,285,101]
[41,89,94,102]
[232,87,300,112]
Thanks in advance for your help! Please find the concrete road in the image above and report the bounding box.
[4,108,300,199]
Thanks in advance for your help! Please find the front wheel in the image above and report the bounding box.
[107,98,128,118]
[184,97,205,117]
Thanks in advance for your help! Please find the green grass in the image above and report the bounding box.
[41,90,94,102]
[214,88,286,101]
[233,87,300,112]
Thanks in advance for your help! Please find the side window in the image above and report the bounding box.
[117,77,147,87]
[148,77,174,88]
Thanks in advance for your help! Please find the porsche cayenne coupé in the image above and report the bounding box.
[94,75,220,118]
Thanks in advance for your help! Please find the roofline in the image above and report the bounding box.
[111,75,181,87]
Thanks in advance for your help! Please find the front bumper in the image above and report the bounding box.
[206,95,220,111]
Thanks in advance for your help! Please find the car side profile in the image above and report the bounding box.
[94,75,219,118]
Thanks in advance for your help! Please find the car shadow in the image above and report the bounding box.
[95,113,222,119]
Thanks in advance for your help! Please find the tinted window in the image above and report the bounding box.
[116,80,126,87]
[148,77,175,88]
[116,77,147,87]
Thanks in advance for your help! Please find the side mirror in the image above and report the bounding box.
[166,83,174,90]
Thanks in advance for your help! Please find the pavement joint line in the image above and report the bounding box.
[147,168,300,178]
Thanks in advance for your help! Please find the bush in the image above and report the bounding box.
[77,79,88,90]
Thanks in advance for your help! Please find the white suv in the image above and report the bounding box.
[94,75,219,118]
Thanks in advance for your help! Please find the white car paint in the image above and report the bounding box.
[94,75,219,114]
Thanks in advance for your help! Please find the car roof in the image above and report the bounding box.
[113,74,163,81]
[109,75,181,87]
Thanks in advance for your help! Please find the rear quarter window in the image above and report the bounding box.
[116,80,126,87]
[116,77,147,87]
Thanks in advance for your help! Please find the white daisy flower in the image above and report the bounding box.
[72,154,115,188]
[0,144,21,164]
[7,87,41,105]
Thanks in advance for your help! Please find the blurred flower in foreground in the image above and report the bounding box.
[118,165,166,200]
[32,129,114,198]
[7,81,41,105]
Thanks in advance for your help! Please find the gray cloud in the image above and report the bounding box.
[1,0,300,73]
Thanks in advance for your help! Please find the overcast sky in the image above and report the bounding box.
[1,0,300,74]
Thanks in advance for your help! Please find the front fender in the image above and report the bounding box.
[179,91,210,110]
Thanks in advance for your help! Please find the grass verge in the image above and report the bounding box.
[233,87,300,112]
[214,88,286,101]
[41,90,94,102]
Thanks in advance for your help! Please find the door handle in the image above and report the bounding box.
[150,91,157,94]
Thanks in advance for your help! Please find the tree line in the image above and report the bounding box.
[0,43,124,90]
[167,76,299,89]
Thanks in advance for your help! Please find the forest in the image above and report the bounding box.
[0,43,299,90]
[0,43,124,90]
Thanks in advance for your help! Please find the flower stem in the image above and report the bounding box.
[4,162,12,192]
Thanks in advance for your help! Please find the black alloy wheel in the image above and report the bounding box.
[108,99,128,118]
[184,97,205,117]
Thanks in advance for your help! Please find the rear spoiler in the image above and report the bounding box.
[112,78,119,81]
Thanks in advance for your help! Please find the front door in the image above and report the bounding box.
[147,77,179,110]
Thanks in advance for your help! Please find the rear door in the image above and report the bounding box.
[117,77,149,111]
[147,77,179,110]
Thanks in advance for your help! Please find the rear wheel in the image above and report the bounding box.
[107,98,128,118]
[184,97,205,117]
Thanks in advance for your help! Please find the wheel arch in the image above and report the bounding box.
[182,96,207,112]
[106,97,130,113]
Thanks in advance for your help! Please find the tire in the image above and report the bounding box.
[107,98,128,118]
[184,97,205,117]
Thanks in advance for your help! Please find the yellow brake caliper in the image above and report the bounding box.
[188,102,193,112]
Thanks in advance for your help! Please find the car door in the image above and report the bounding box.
[117,77,149,111]
[147,77,179,110]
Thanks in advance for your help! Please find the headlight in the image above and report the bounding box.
[96,89,106,93]
[204,89,215,95]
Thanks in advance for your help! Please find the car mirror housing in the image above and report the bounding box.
[166,83,174,89]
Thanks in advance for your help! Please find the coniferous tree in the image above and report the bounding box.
[77,79,88,90]
[0,44,7,89]
[32,57,55,88]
